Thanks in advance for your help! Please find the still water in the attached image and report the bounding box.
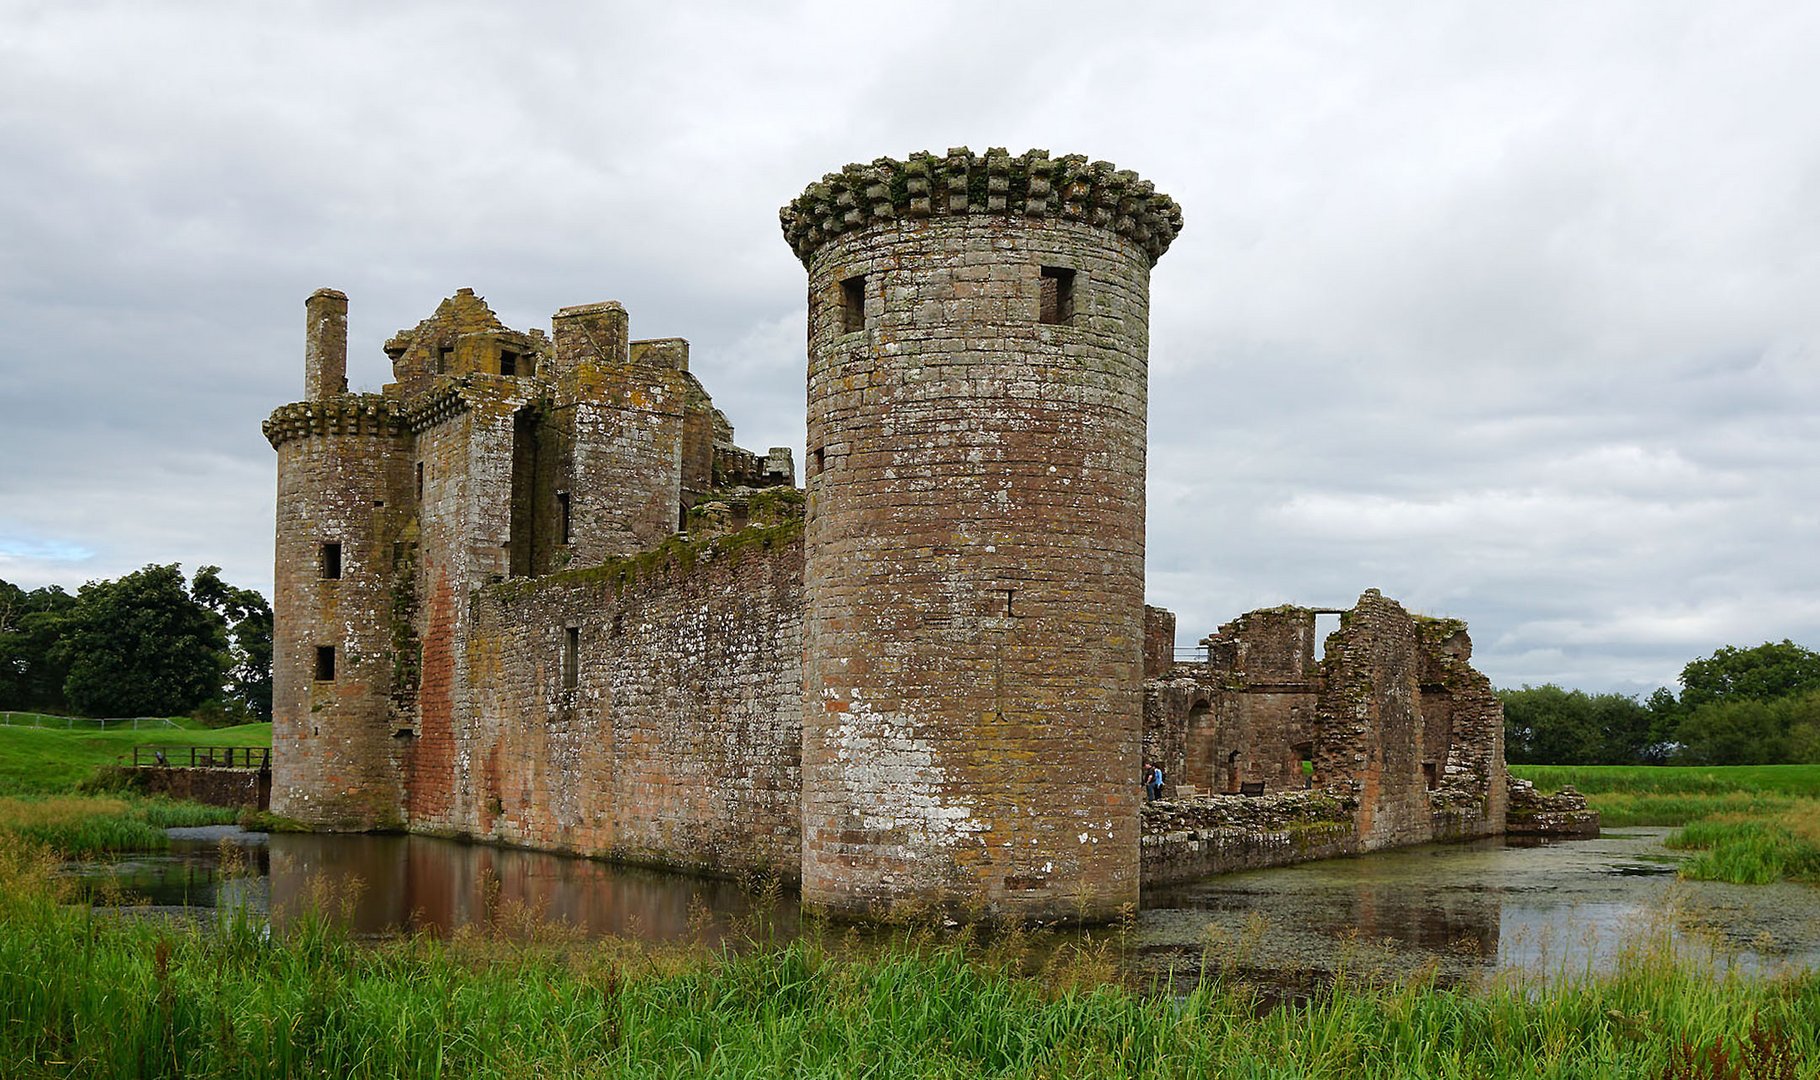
[67,827,1820,987]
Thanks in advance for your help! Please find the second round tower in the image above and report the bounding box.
[782,148,1183,922]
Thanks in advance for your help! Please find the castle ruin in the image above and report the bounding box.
[266,149,1529,924]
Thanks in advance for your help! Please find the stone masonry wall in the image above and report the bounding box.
[450,527,805,878]
[798,208,1156,923]
[1317,590,1439,850]
[267,399,411,829]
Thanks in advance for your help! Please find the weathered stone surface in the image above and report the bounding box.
[1140,790,1360,884]
[1506,778,1602,838]
[268,154,1546,924]
[794,159,1170,922]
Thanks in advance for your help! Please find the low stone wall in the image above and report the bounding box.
[1506,778,1601,839]
[1140,789,1362,886]
[121,766,271,810]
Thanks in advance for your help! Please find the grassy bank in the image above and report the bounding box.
[0,721,266,856]
[1511,764,1820,886]
[0,720,271,796]
[0,795,237,857]
[0,838,1813,1079]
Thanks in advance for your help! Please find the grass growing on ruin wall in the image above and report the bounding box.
[1511,764,1820,886]
[0,835,1813,1080]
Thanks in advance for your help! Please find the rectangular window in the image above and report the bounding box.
[319,542,342,580]
[416,462,424,500]
[557,491,572,544]
[1039,266,1075,325]
[499,349,519,377]
[314,646,336,681]
[436,347,453,374]
[562,626,580,690]
[840,275,866,333]
[812,447,825,476]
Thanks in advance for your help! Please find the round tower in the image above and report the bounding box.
[265,288,408,829]
[782,148,1183,922]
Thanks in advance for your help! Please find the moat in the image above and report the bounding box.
[65,829,1820,990]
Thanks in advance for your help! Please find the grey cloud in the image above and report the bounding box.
[2,0,1816,697]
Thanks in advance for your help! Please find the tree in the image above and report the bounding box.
[1673,698,1791,765]
[192,565,273,722]
[56,564,227,718]
[1678,640,1820,710]
[0,579,75,711]
[1499,684,1657,764]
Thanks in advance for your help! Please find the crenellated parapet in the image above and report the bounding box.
[263,394,402,448]
[779,147,1184,267]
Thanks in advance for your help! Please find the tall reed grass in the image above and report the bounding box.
[0,834,1814,1079]
[0,795,236,857]
[1668,805,1820,885]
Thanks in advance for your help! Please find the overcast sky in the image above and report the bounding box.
[2,1,1816,696]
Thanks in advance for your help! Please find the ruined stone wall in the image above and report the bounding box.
[1140,791,1360,885]
[1143,605,1176,679]
[791,147,1182,921]
[1418,618,1508,836]
[122,766,271,810]
[1316,591,1435,850]
[266,397,410,828]
[448,528,805,878]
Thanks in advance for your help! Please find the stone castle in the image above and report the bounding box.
[266,149,1533,924]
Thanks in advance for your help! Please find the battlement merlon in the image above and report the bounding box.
[778,147,1185,268]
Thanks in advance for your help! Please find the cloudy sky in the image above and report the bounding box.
[2,1,1816,696]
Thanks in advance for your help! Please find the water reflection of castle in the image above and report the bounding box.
[266,834,797,945]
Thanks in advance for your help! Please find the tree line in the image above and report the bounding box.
[1500,640,1820,766]
[0,565,271,724]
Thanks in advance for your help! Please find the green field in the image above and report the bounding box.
[1509,763,1820,799]
[1513,764,1820,885]
[0,720,270,854]
[0,718,270,796]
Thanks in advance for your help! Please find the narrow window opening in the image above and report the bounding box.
[435,346,453,374]
[812,447,826,476]
[557,491,571,544]
[415,462,424,501]
[839,275,866,333]
[562,626,579,690]
[391,541,404,568]
[372,499,384,508]
[319,542,342,580]
[499,349,519,377]
[1039,266,1075,325]
[314,646,336,682]
[1423,762,1439,790]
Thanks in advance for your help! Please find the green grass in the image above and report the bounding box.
[0,720,270,796]
[0,720,268,857]
[0,795,238,857]
[0,836,1811,1079]
[1666,807,1820,885]
[1512,764,1820,885]
[1510,764,1820,799]
[1509,764,1820,827]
